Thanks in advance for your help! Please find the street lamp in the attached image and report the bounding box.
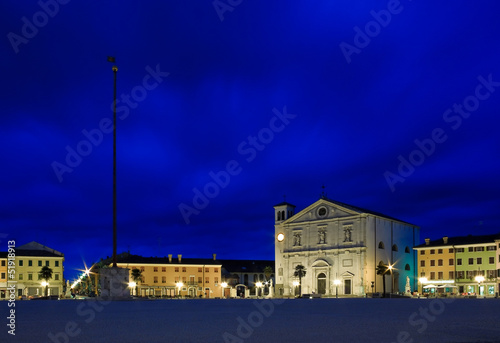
[334,279,341,298]
[475,275,485,297]
[388,264,394,298]
[418,277,428,296]
[128,282,136,296]
[221,282,228,299]
[256,282,262,297]
[176,282,183,298]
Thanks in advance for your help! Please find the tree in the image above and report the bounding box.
[38,266,53,297]
[376,263,390,298]
[263,266,273,295]
[130,268,143,296]
[293,265,306,296]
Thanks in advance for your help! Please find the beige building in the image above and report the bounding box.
[114,253,222,298]
[0,241,65,298]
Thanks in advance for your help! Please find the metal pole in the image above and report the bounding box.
[112,65,118,267]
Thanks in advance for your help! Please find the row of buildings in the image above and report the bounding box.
[1,196,499,298]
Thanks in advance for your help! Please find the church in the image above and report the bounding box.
[274,196,419,297]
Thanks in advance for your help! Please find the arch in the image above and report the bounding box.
[405,246,410,253]
[253,274,257,283]
[392,244,398,252]
[405,264,410,271]
[312,258,331,268]
[378,241,385,249]
[277,212,281,221]
[281,210,285,219]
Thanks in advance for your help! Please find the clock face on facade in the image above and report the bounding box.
[277,233,285,242]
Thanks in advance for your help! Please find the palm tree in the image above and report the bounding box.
[293,265,306,296]
[38,266,53,297]
[130,268,143,296]
[376,263,389,298]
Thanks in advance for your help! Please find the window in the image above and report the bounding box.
[140,267,145,272]
[430,272,435,280]
[489,257,494,264]
[28,260,32,266]
[38,261,42,267]
[19,274,23,280]
[214,268,218,273]
[162,277,166,283]
[457,258,462,266]
[0,260,4,266]
[420,250,425,255]
[456,271,464,279]
[205,277,209,284]
[55,274,59,280]
[55,261,59,267]
[45,261,49,267]
[38,274,41,280]
[405,264,410,271]
[468,247,473,252]
[392,244,398,252]
[253,275,257,282]
[487,270,496,278]
[19,260,23,267]
[438,272,443,279]
[0,273,5,280]
[154,277,158,283]
[468,258,474,265]
[198,277,202,283]
[474,247,484,252]
[175,276,179,282]
[175,267,179,272]
[378,242,385,249]
[205,268,209,273]
[162,267,166,272]
[449,271,454,279]
[438,249,443,254]
[420,272,425,277]
[28,274,33,281]
[487,246,496,251]
[182,267,186,273]
[449,259,454,266]
[430,260,435,267]
[467,271,474,279]
[405,246,410,253]
[448,248,454,253]
[437,259,443,266]
[456,248,464,253]
[477,258,482,264]
[154,267,158,272]
[215,277,219,284]
[430,249,435,254]
[420,260,425,267]
[198,268,202,272]
[182,277,186,283]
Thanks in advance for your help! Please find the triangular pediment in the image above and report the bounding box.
[283,198,361,224]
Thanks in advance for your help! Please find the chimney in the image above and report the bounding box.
[213,253,216,261]
[168,254,172,263]
[178,254,182,263]
[425,238,430,246]
[443,236,448,244]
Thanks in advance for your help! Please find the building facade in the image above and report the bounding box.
[0,242,65,299]
[221,259,274,297]
[113,253,222,298]
[415,234,500,297]
[274,197,419,297]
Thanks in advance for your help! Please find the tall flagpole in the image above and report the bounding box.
[108,56,118,268]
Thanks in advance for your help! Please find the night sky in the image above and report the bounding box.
[2,1,500,282]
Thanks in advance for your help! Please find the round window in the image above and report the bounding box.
[318,207,327,216]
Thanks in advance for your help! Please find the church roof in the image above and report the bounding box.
[273,202,296,208]
[321,197,416,226]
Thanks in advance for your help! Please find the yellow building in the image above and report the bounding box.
[0,242,65,298]
[414,237,455,294]
[114,253,222,298]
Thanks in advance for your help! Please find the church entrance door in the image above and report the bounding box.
[317,273,326,294]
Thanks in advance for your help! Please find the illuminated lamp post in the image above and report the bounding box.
[221,282,228,299]
[475,275,485,297]
[334,279,341,298]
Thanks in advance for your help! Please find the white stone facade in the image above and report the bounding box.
[274,197,419,297]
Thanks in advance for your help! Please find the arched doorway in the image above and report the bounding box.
[317,273,326,294]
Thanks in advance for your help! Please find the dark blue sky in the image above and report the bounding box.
[2,1,499,282]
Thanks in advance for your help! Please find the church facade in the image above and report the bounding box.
[274,197,419,297]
